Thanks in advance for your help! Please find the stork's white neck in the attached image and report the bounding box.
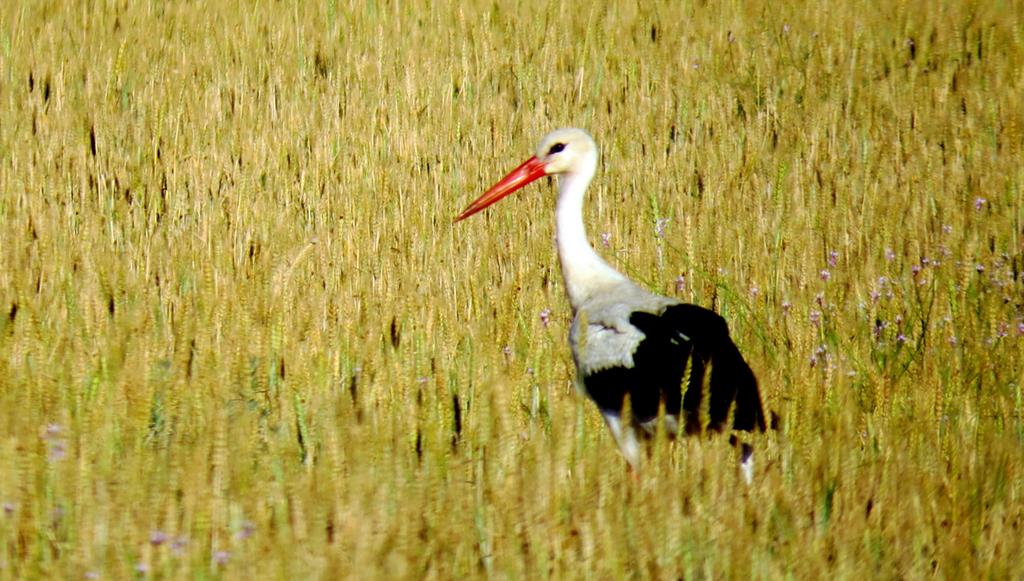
[555,159,628,308]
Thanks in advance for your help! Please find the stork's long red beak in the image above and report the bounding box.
[455,156,548,222]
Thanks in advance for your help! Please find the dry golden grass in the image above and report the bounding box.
[1,0,1022,578]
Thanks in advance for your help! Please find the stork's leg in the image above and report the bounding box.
[739,443,754,485]
[602,413,641,470]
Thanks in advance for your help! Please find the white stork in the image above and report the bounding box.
[456,128,767,480]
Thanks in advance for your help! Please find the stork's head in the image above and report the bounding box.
[533,128,597,174]
[455,128,598,222]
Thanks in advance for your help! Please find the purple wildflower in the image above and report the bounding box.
[675,274,686,293]
[236,521,256,540]
[214,551,231,566]
[809,311,821,326]
[48,441,67,462]
[873,320,887,340]
[600,232,611,248]
[539,308,551,328]
[828,250,839,267]
[654,218,670,238]
[809,345,827,367]
[149,531,168,546]
[171,537,188,557]
[896,333,907,344]
[885,248,896,261]
[974,197,987,210]
[820,269,831,282]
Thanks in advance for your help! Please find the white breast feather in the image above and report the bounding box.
[568,284,679,379]
[572,320,645,376]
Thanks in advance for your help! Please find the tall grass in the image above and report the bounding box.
[1,0,1021,578]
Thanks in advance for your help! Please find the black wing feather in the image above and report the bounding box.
[582,303,766,434]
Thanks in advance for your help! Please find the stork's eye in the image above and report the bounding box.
[547,142,566,155]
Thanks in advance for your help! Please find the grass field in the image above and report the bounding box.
[1,0,1022,578]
